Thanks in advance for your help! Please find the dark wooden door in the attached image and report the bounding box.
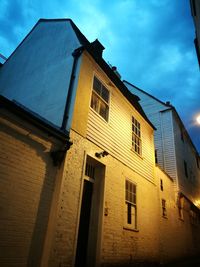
[75,180,93,267]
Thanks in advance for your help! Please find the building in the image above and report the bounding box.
[190,0,200,66]
[0,95,71,267]
[124,81,200,205]
[124,80,200,261]
[0,19,200,267]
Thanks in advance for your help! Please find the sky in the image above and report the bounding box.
[0,0,200,152]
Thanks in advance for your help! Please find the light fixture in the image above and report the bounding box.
[95,150,109,158]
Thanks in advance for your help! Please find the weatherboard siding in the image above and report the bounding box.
[173,113,200,204]
[160,110,177,181]
[125,82,178,180]
[87,85,155,181]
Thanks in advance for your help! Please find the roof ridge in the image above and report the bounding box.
[123,79,170,107]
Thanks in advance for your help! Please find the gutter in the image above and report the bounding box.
[0,95,69,142]
[61,46,83,130]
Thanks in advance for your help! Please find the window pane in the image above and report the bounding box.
[99,101,108,121]
[93,76,101,94]
[133,194,136,204]
[101,85,109,103]
[91,93,99,112]
[126,180,128,190]
[127,203,132,224]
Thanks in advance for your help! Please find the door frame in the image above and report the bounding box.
[73,152,105,267]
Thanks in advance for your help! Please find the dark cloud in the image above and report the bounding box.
[0,0,26,49]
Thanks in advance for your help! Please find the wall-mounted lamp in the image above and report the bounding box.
[95,150,109,158]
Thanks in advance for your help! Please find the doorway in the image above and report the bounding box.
[75,155,105,267]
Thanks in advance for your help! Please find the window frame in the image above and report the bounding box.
[132,116,142,156]
[90,75,110,122]
[124,179,137,230]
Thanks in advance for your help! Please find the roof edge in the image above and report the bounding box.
[123,80,172,108]
[0,95,69,142]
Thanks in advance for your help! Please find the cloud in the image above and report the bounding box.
[0,0,199,150]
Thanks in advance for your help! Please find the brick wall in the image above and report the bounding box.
[49,130,160,267]
[49,130,200,267]
[0,110,62,267]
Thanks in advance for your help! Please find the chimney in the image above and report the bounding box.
[166,101,170,106]
[90,39,105,58]
[111,66,121,79]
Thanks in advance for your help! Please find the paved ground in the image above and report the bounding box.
[163,258,200,267]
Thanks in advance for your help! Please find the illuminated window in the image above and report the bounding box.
[162,199,167,218]
[132,117,141,155]
[90,76,109,121]
[125,180,137,229]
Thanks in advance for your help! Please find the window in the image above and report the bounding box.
[125,180,137,229]
[161,199,167,217]
[90,76,109,121]
[160,179,163,191]
[184,161,188,178]
[155,149,158,164]
[85,162,95,179]
[191,0,197,16]
[194,38,200,67]
[132,117,141,155]
[196,154,199,169]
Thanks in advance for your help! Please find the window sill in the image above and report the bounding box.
[90,107,109,124]
[123,226,139,232]
[131,148,143,159]
[162,215,168,219]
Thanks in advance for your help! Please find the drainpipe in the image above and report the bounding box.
[61,46,83,130]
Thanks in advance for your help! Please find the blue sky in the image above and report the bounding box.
[0,0,200,151]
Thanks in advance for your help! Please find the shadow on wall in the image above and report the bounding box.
[0,119,59,267]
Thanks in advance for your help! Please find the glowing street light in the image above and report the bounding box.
[197,115,200,125]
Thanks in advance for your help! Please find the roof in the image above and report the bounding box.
[0,95,70,142]
[0,18,155,130]
[66,19,156,130]
[124,80,172,108]
[124,80,200,155]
